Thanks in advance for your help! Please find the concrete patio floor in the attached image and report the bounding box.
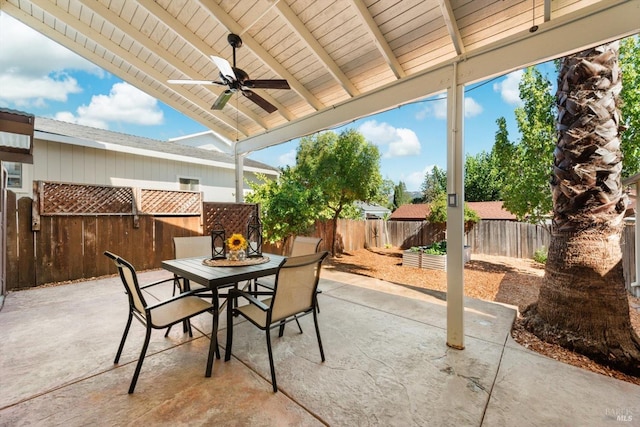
[1,266,638,426]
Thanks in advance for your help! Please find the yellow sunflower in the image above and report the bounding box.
[227,233,248,251]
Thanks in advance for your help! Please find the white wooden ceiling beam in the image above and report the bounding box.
[195,0,324,111]
[438,0,465,55]
[544,0,552,22]
[349,0,406,79]
[237,0,640,154]
[274,0,359,97]
[138,0,278,129]
[78,0,268,132]
[78,0,258,135]
[1,2,236,141]
[27,0,251,137]
[135,0,293,124]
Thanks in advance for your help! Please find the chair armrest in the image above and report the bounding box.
[229,288,270,311]
[139,277,176,290]
[145,291,209,311]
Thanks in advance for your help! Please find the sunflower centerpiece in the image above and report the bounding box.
[226,233,248,261]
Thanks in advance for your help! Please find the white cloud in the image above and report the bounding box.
[0,74,82,107]
[0,14,102,106]
[493,70,523,105]
[56,82,164,128]
[416,97,483,120]
[403,164,437,193]
[278,149,296,167]
[358,120,420,158]
[415,98,447,120]
[464,97,483,117]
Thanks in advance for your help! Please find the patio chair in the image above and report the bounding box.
[104,251,218,394]
[172,236,212,296]
[254,236,324,326]
[225,251,329,392]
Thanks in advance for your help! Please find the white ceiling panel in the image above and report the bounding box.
[0,0,637,154]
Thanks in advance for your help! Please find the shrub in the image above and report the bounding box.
[533,246,548,264]
[423,241,447,255]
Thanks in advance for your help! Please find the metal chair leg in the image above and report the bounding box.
[312,309,325,362]
[128,325,152,394]
[265,328,278,392]
[114,313,133,364]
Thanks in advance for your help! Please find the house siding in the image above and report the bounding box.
[16,138,242,202]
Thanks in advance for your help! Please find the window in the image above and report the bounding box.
[179,177,199,191]
[5,162,22,189]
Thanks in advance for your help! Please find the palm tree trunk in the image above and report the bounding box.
[523,42,640,375]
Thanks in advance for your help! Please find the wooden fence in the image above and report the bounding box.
[5,181,638,295]
[7,197,201,289]
[363,219,550,257]
[466,220,551,259]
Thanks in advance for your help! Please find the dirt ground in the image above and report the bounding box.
[325,247,640,386]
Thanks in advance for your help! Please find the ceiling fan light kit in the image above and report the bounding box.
[168,33,290,114]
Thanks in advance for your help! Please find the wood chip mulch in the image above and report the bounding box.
[325,247,640,386]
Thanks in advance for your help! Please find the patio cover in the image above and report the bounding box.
[1,0,638,348]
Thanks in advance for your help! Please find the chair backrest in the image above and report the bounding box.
[173,235,211,259]
[104,251,147,315]
[270,251,329,322]
[289,236,322,257]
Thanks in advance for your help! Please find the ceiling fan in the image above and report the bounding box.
[168,33,290,114]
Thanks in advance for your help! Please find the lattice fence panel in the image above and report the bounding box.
[41,182,133,215]
[140,189,201,215]
[203,202,259,236]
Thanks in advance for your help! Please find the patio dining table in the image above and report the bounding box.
[161,253,285,376]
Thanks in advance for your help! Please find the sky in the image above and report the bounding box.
[0,13,553,192]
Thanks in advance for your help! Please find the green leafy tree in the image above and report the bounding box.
[493,117,514,166]
[464,151,503,201]
[620,36,640,177]
[376,178,396,210]
[493,67,555,225]
[427,192,480,224]
[296,129,382,254]
[245,168,322,245]
[392,181,412,209]
[420,165,447,203]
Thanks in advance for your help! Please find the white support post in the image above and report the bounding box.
[446,62,465,350]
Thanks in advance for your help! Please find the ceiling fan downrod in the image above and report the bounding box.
[227,33,243,67]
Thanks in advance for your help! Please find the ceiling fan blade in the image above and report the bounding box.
[212,90,234,110]
[210,55,236,83]
[243,79,290,90]
[242,90,277,114]
[168,79,225,86]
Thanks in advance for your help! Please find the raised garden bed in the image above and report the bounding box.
[402,243,471,271]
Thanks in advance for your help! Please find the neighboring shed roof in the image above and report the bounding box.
[33,117,277,174]
[389,201,517,221]
[467,201,517,220]
[389,204,431,221]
